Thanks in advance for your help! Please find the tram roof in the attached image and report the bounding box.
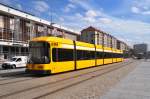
[31,36,95,47]
[31,36,123,52]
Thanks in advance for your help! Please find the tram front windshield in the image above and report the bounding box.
[28,42,50,64]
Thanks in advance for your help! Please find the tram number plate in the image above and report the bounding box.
[51,42,59,46]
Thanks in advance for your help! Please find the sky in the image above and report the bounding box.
[0,0,150,49]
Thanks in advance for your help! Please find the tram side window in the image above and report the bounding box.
[118,54,123,58]
[89,51,95,59]
[114,53,117,58]
[116,54,119,58]
[96,52,103,59]
[77,50,95,60]
[114,53,123,58]
[52,48,73,62]
[104,52,112,58]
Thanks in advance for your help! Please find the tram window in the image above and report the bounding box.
[116,54,118,58]
[103,52,107,58]
[110,53,112,58]
[96,52,103,59]
[29,42,50,64]
[119,54,123,58]
[114,53,117,58]
[88,51,95,59]
[104,52,112,58]
[77,50,95,60]
[52,48,73,62]
[111,53,113,58]
[114,53,118,58]
[114,53,123,58]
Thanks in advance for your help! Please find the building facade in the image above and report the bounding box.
[80,26,128,51]
[134,44,148,54]
[133,43,148,58]
[0,3,79,59]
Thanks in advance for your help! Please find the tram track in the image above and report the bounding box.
[0,69,45,86]
[0,70,27,82]
[0,74,36,86]
[0,71,48,86]
[0,70,28,83]
[0,60,136,99]
[35,61,136,99]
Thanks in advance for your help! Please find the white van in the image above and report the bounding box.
[2,56,27,69]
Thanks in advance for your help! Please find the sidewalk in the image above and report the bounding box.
[101,60,150,99]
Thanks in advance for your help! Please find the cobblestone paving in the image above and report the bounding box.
[101,60,150,99]
[42,60,137,99]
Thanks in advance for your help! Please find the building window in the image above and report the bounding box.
[0,15,4,39]
[47,28,52,34]
[10,18,15,30]
[104,35,107,47]
[0,16,4,28]
[36,25,44,37]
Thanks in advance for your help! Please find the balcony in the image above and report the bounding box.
[0,27,29,45]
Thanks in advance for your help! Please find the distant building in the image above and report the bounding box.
[133,43,148,58]
[80,26,104,45]
[146,51,150,59]
[134,44,147,54]
[80,26,128,51]
[0,3,79,59]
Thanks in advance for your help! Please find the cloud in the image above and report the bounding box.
[48,12,58,17]
[0,0,12,5]
[64,3,76,13]
[131,6,140,14]
[82,10,98,22]
[33,1,49,13]
[99,18,150,46]
[131,6,150,15]
[59,17,65,22]
[131,0,150,15]
[83,17,96,23]
[69,0,93,10]
[142,10,150,15]
[85,10,97,17]
[75,13,83,18]
[65,10,101,23]
[59,9,150,46]
[0,0,22,10]
[99,18,112,24]
[54,0,150,47]
[16,4,22,10]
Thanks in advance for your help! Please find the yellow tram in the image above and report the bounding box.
[26,36,123,74]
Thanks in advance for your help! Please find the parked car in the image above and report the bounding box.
[2,56,27,69]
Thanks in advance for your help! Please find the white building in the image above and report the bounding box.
[0,3,79,59]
